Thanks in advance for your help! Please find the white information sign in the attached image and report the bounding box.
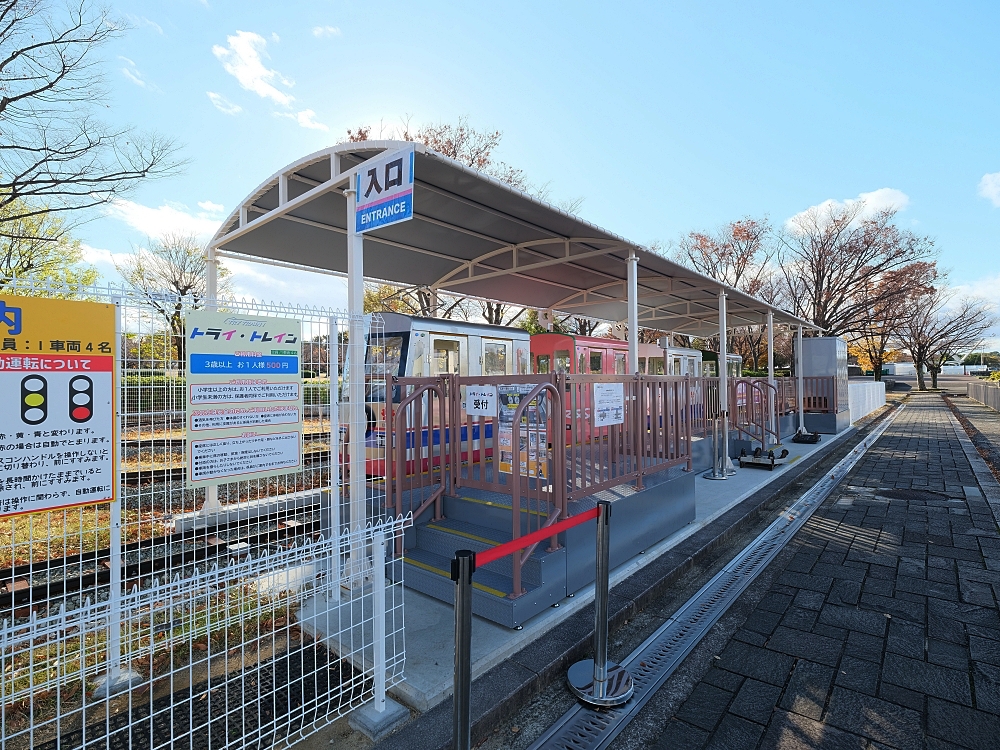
[593,382,625,427]
[354,147,415,233]
[185,311,303,486]
[465,385,497,417]
[0,296,115,516]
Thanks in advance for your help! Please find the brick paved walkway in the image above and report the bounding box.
[649,394,1000,750]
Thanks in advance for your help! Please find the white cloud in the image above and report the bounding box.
[206,91,242,115]
[225,257,349,309]
[978,172,1000,207]
[312,25,342,37]
[107,199,223,240]
[277,109,329,131]
[212,31,294,107]
[119,56,149,88]
[128,15,163,35]
[198,200,225,214]
[80,244,130,267]
[786,187,910,231]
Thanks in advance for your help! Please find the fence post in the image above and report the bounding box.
[567,500,633,706]
[373,528,387,713]
[451,549,475,750]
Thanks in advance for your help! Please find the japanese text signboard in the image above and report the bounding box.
[0,296,115,516]
[354,147,415,233]
[497,384,548,479]
[465,385,497,417]
[185,311,303,486]
[593,382,625,427]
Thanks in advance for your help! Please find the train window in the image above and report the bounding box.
[368,336,405,377]
[638,357,646,374]
[579,349,587,373]
[484,342,507,376]
[614,351,626,374]
[433,339,461,375]
[536,354,551,374]
[590,351,603,373]
[649,357,665,375]
[517,347,529,375]
[554,350,570,373]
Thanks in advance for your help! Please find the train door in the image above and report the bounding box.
[614,350,627,375]
[430,336,465,376]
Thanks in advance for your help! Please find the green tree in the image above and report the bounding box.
[0,198,98,295]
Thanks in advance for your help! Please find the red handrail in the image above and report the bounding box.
[476,505,600,566]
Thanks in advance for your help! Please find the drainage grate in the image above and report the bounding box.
[529,407,904,750]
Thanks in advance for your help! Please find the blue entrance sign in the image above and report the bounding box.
[354,147,415,233]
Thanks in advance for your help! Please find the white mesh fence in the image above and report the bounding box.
[0,279,404,750]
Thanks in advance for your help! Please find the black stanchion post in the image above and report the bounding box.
[567,500,634,706]
[451,550,475,750]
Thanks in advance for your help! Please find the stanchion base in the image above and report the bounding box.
[567,659,634,707]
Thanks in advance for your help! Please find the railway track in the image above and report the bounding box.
[0,503,326,613]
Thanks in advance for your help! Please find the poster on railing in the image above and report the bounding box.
[497,384,548,479]
[0,296,116,515]
[593,382,625,427]
[185,310,302,486]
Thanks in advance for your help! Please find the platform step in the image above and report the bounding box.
[401,548,517,599]
[413,518,551,585]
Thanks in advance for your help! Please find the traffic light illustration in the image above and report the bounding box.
[69,376,94,423]
[21,375,47,425]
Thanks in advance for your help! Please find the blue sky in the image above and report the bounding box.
[83,1,1000,328]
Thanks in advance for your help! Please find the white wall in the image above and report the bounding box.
[883,363,917,376]
[848,381,886,424]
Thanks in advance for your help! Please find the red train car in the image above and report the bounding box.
[529,333,664,375]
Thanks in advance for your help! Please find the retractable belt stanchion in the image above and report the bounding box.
[451,549,475,750]
[567,500,634,706]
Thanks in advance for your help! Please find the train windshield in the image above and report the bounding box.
[368,335,406,377]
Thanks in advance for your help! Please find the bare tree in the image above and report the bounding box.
[0,1,181,236]
[673,217,779,371]
[850,262,937,380]
[480,299,527,327]
[778,203,935,336]
[363,282,469,319]
[116,233,228,363]
[895,287,995,390]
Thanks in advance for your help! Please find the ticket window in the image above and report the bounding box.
[483,341,509,376]
[614,351,627,375]
[432,338,462,376]
[554,349,571,374]
[590,351,604,374]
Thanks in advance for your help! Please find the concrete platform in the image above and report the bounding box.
[382,424,854,713]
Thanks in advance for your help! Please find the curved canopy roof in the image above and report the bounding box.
[210,141,812,337]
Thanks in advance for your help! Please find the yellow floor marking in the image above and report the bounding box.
[427,524,499,547]
[403,557,505,597]
[459,495,546,516]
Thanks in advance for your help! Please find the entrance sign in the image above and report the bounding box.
[355,147,415,233]
[497,384,548,478]
[185,311,303,485]
[465,385,497,417]
[593,382,625,427]
[0,296,115,515]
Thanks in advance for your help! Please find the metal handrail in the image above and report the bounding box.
[509,381,565,598]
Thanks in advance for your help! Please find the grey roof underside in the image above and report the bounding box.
[212,142,810,337]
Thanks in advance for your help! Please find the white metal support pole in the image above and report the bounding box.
[96,299,139,696]
[627,249,639,375]
[373,529,387,713]
[719,291,731,476]
[796,325,805,434]
[325,315,342,569]
[767,310,776,446]
[201,246,222,516]
[346,184,368,582]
